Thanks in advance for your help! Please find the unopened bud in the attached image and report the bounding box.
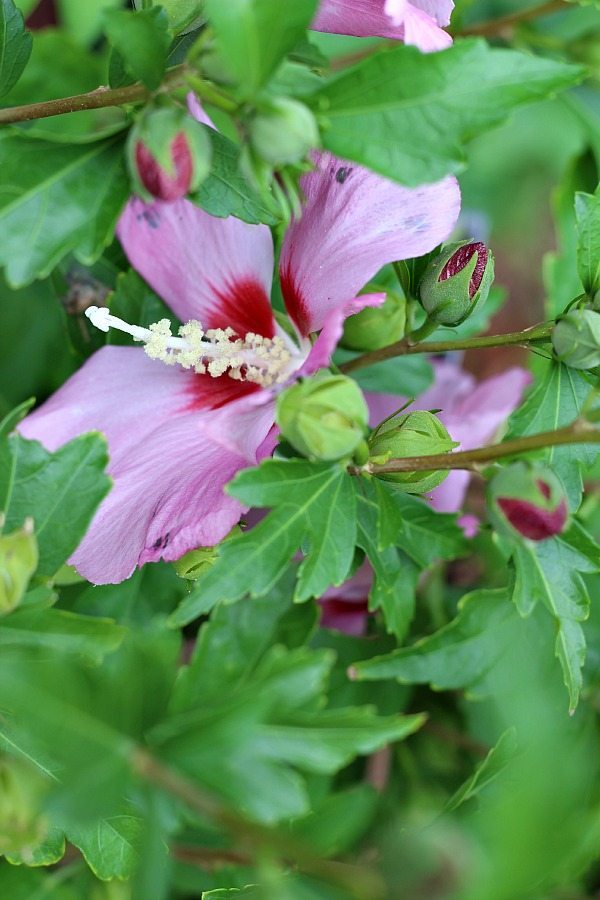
[419,240,494,326]
[249,98,320,167]
[276,372,368,461]
[369,410,457,494]
[0,520,37,615]
[488,462,568,541]
[341,290,406,351]
[552,308,600,370]
[173,527,240,580]
[128,106,211,203]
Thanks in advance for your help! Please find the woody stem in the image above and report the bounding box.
[349,420,600,476]
[339,323,553,375]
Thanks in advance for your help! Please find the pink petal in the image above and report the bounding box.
[279,153,460,335]
[19,347,272,584]
[300,293,385,376]
[319,560,372,635]
[117,198,276,339]
[458,513,480,539]
[71,414,260,584]
[312,0,453,49]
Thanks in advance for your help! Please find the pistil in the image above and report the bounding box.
[85,305,304,387]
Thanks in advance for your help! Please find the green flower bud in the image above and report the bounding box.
[552,308,600,369]
[0,519,37,615]
[249,98,320,167]
[369,410,457,493]
[0,757,47,856]
[341,290,406,351]
[276,372,368,461]
[419,241,494,326]
[488,462,568,542]
[173,527,241,580]
[127,106,211,203]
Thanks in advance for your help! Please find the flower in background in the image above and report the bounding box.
[312,0,454,52]
[20,154,459,584]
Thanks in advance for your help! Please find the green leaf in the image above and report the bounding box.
[0,0,31,99]
[290,785,377,857]
[0,432,111,579]
[103,7,171,90]
[575,185,600,294]
[108,269,180,345]
[543,150,598,317]
[310,40,582,185]
[205,0,318,96]
[354,589,520,692]
[444,727,518,813]
[333,351,433,397]
[506,361,597,508]
[56,0,122,47]
[374,482,467,568]
[191,126,279,225]
[67,815,142,880]
[0,133,129,287]
[169,460,356,625]
[355,481,418,641]
[2,30,126,142]
[509,525,598,711]
[5,827,66,867]
[158,597,423,822]
[0,607,124,663]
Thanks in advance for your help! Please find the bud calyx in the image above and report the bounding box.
[419,240,494,326]
[369,410,457,494]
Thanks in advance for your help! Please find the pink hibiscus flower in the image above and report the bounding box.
[312,0,454,52]
[20,158,460,584]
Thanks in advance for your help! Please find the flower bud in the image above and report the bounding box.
[276,372,368,461]
[552,308,600,370]
[128,106,211,203]
[249,98,320,167]
[341,290,406,351]
[173,527,241,580]
[0,519,37,615]
[369,410,457,494]
[419,240,494,326]
[488,462,568,542]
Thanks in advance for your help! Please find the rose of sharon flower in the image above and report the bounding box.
[319,359,531,634]
[20,161,460,584]
[312,0,454,52]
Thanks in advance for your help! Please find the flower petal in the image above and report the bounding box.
[117,198,276,338]
[279,153,460,335]
[300,293,385,376]
[19,347,272,584]
[312,0,453,48]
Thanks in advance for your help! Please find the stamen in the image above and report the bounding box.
[85,305,305,387]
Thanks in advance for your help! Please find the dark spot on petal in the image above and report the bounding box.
[336,166,352,184]
[137,208,161,229]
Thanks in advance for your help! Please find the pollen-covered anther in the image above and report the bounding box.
[84,306,300,386]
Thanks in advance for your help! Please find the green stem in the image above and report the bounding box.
[132,749,385,899]
[354,421,600,476]
[339,323,553,375]
[458,0,569,37]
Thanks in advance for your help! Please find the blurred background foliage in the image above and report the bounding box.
[1,1,600,898]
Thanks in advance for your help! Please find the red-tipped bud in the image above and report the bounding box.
[135,132,193,202]
[419,240,494,326]
[127,105,211,204]
[488,463,568,542]
[439,242,488,298]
